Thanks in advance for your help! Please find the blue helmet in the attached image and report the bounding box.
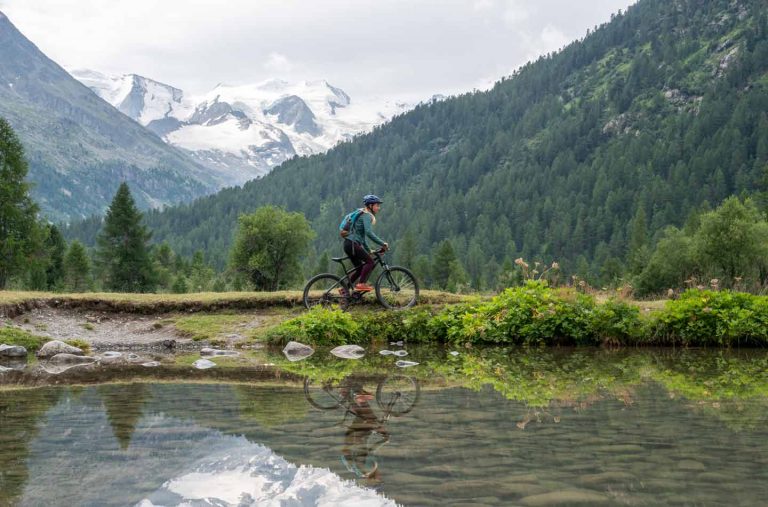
[363,194,383,205]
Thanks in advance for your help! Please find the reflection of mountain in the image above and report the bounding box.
[98,383,150,449]
[0,388,61,505]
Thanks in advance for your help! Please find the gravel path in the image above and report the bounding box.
[12,308,191,350]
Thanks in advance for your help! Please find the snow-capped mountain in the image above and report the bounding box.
[70,70,412,186]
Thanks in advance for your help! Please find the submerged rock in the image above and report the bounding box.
[37,340,84,358]
[193,359,216,369]
[200,347,239,357]
[0,344,28,357]
[46,353,97,366]
[282,341,314,361]
[330,344,365,359]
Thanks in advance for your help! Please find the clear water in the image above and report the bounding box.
[2,348,768,506]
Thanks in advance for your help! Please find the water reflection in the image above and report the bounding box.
[3,349,768,505]
[303,374,420,485]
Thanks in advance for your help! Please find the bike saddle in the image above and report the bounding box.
[332,256,350,263]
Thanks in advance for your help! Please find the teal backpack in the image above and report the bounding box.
[339,209,365,238]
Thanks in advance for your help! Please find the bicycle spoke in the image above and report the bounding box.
[376,267,418,309]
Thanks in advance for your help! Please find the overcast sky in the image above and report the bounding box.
[1,0,636,101]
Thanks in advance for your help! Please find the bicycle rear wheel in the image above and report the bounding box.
[375,266,419,310]
[376,375,420,416]
[303,378,344,410]
[303,273,344,310]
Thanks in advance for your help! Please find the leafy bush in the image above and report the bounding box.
[264,306,361,346]
[589,298,646,345]
[651,289,768,346]
[446,281,596,345]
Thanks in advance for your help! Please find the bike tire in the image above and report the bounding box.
[376,375,420,416]
[303,378,344,410]
[375,266,419,310]
[303,273,344,310]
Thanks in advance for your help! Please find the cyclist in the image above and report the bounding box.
[343,194,388,293]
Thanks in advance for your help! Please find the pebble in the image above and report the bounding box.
[193,359,216,369]
[396,360,419,368]
[330,344,365,359]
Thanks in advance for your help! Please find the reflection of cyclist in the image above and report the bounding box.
[341,388,390,484]
[343,195,388,293]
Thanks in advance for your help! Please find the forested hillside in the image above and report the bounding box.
[67,0,768,290]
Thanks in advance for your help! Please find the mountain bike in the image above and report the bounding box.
[302,248,419,310]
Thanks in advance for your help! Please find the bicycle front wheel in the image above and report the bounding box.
[303,273,344,310]
[375,266,419,310]
[304,378,344,410]
[376,375,420,416]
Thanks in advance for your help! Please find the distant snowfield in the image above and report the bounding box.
[71,69,415,186]
[135,442,399,507]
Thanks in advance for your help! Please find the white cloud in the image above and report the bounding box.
[263,53,294,74]
[502,0,530,27]
[1,0,638,101]
[540,25,571,54]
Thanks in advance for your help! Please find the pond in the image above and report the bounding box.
[2,347,768,506]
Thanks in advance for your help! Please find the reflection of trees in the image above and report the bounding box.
[267,345,768,431]
[234,385,308,428]
[0,388,62,505]
[98,383,150,450]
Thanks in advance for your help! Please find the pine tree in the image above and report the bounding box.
[0,118,38,289]
[432,240,457,290]
[189,250,214,292]
[45,224,66,290]
[95,183,156,292]
[63,240,92,292]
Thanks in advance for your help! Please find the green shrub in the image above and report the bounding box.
[590,298,646,345]
[265,306,361,346]
[651,289,768,346]
[446,281,595,345]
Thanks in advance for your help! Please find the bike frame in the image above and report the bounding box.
[334,249,398,295]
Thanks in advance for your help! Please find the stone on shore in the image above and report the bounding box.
[0,344,28,357]
[37,340,84,358]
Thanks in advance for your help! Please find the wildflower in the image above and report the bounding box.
[551,262,560,270]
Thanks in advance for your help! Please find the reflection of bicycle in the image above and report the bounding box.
[303,374,420,416]
[304,374,420,482]
[302,249,419,310]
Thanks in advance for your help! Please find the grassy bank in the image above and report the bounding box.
[264,281,768,348]
[0,289,469,316]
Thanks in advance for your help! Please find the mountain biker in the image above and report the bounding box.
[343,194,388,293]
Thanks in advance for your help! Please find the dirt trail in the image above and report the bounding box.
[10,308,187,349]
